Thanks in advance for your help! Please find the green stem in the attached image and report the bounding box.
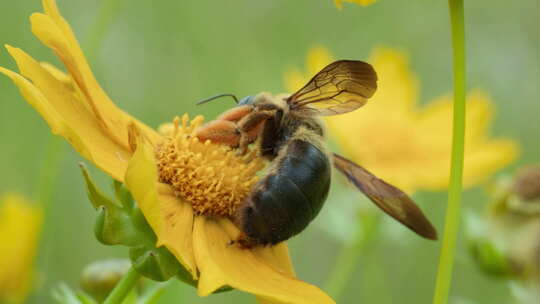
[433,1,467,304]
[103,267,141,304]
[324,213,379,302]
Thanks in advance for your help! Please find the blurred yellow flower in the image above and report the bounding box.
[285,46,519,193]
[0,193,42,303]
[0,1,333,303]
[334,0,376,9]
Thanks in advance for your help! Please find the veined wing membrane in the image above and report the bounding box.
[287,60,377,116]
[332,153,437,240]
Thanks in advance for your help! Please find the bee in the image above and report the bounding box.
[195,60,437,248]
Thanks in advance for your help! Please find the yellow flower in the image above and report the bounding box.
[0,193,42,303]
[334,0,376,9]
[0,1,333,303]
[285,46,519,193]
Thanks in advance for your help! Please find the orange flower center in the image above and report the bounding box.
[155,115,265,217]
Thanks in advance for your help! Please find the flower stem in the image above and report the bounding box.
[103,266,141,304]
[324,213,379,302]
[433,1,467,304]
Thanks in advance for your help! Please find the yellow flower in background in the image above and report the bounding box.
[0,1,333,303]
[0,193,42,303]
[285,46,519,193]
[334,0,376,9]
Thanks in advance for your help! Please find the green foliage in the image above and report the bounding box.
[468,238,513,278]
[79,164,195,286]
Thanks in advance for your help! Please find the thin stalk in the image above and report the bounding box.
[324,213,379,302]
[432,1,467,304]
[103,267,141,304]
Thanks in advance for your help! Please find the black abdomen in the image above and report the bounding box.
[238,139,331,245]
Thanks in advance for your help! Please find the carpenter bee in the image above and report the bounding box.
[195,60,437,248]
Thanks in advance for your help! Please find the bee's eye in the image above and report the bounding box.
[238,95,254,105]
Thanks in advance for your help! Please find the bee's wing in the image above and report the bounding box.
[332,153,438,240]
[287,60,377,116]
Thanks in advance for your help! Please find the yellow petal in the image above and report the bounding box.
[0,193,42,303]
[2,47,128,181]
[368,47,418,112]
[283,69,307,94]
[0,65,99,163]
[193,216,335,304]
[415,92,519,190]
[154,184,197,279]
[39,62,72,87]
[283,46,334,93]
[295,46,519,193]
[306,46,335,76]
[464,90,495,144]
[254,244,297,304]
[463,139,520,189]
[124,134,197,278]
[33,0,159,147]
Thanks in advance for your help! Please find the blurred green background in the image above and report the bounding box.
[0,0,538,303]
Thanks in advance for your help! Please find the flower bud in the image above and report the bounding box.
[79,259,132,302]
[513,166,540,202]
[468,237,514,277]
[467,165,540,286]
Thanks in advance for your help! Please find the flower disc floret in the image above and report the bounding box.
[156,115,265,217]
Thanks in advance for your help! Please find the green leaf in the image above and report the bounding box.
[79,163,119,210]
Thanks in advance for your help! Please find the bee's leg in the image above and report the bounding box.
[229,232,261,249]
[195,120,241,147]
[195,106,254,147]
[217,105,253,122]
[237,111,274,155]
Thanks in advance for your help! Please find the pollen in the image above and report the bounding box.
[155,114,265,217]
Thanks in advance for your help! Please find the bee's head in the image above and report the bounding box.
[238,95,255,105]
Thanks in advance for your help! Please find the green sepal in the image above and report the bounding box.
[468,237,514,278]
[91,200,141,246]
[80,164,148,246]
[129,245,188,283]
[80,164,199,289]
[80,259,132,302]
[79,163,119,210]
[175,260,198,288]
[113,179,134,211]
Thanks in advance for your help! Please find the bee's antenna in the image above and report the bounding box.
[196,93,239,105]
